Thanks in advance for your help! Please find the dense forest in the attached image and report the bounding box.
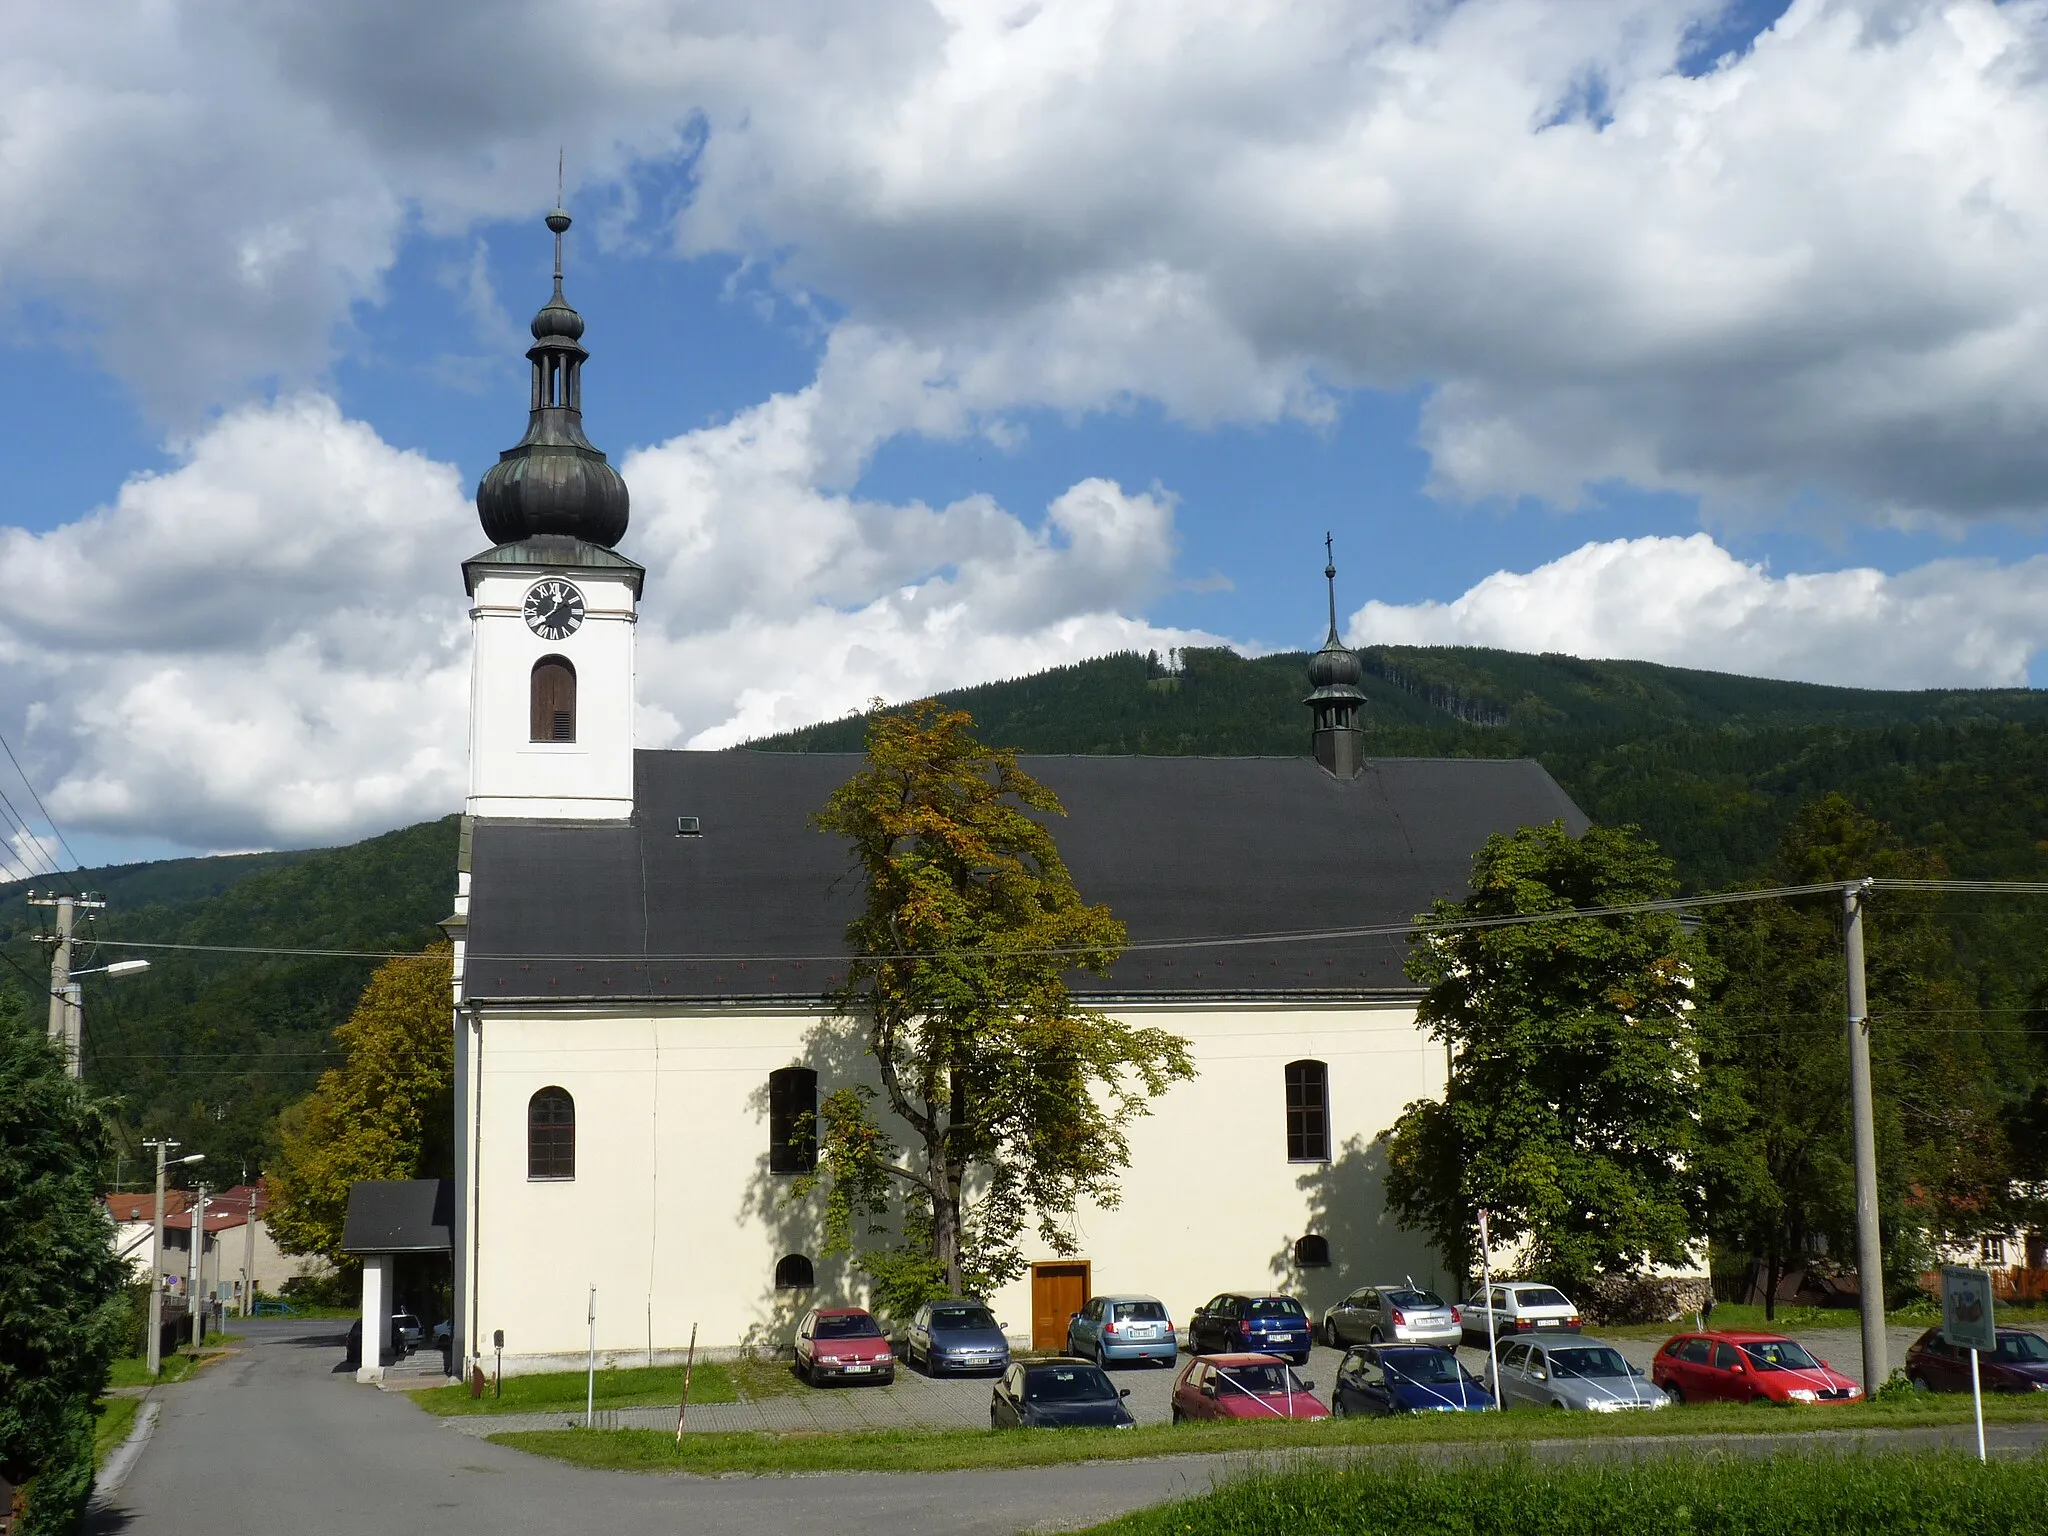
[5,642,2046,1209]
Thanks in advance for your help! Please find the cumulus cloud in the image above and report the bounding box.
[14,1,2048,519]
[0,390,1206,850]
[1351,533,2048,689]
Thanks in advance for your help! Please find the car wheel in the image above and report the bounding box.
[991,1407,1001,1430]
[1666,1384,1685,1405]
[1065,1331,1077,1358]
[1550,1399,1568,1410]
[1171,1407,1185,1425]
[1910,1375,1931,1393]
[805,1359,823,1388]
[1323,1319,1338,1348]
[1096,1341,1111,1371]
[1369,1328,1383,1345]
[1331,1395,1348,1418]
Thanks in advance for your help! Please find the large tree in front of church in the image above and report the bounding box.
[802,702,1194,1311]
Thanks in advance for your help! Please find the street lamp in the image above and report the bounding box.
[144,1145,204,1377]
[54,958,151,1079]
[72,959,152,979]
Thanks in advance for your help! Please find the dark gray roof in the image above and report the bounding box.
[341,1179,453,1255]
[462,750,1587,1004]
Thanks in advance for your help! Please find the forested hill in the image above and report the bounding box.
[752,646,2048,892]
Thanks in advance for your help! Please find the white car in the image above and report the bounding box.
[1460,1282,1581,1353]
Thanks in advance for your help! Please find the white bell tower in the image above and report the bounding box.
[461,205,641,822]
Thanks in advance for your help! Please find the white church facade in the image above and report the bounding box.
[441,211,1588,1377]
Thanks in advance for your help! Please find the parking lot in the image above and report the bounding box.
[443,1325,1931,1438]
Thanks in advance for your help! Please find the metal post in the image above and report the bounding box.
[1970,1344,1986,1462]
[242,1188,258,1317]
[1843,880,1887,1393]
[145,1141,172,1377]
[1478,1208,1499,1409]
[586,1286,598,1428]
[187,1185,207,1345]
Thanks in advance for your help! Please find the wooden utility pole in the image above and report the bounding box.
[144,1140,175,1377]
[1843,879,1887,1392]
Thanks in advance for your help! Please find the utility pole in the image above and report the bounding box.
[1844,879,1887,1393]
[243,1186,259,1317]
[143,1143,203,1376]
[187,1184,208,1344]
[27,892,104,1078]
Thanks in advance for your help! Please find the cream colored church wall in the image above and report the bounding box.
[465,1000,1447,1374]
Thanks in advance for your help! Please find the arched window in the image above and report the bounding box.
[1284,1060,1329,1162]
[1294,1234,1331,1269]
[768,1067,818,1174]
[775,1254,815,1290]
[530,656,576,742]
[528,1087,575,1180]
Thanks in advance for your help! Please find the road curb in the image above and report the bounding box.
[91,1400,160,1506]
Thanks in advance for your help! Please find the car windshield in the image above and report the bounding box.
[1383,1289,1445,1310]
[1213,1363,1306,1395]
[1994,1333,2048,1363]
[1384,1353,1465,1385]
[929,1306,997,1331]
[1247,1298,1306,1319]
[1025,1366,1116,1402]
[1112,1301,1168,1322]
[1513,1288,1571,1309]
[814,1314,882,1339]
[1548,1347,1635,1379]
[1740,1340,1820,1372]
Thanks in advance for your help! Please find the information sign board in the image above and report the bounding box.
[1941,1265,1996,1353]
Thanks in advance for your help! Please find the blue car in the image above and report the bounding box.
[903,1299,1011,1375]
[1331,1344,1495,1415]
[1066,1294,1177,1367]
[1187,1292,1314,1365]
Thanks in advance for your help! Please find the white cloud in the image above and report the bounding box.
[15,2,2048,520]
[1351,533,2048,689]
[0,390,1206,850]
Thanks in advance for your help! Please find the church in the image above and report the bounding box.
[437,210,1587,1377]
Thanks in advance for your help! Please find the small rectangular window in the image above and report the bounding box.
[1284,1060,1329,1162]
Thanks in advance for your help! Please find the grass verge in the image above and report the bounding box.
[92,1398,141,1468]
[1080,1447,2048,1534]
[415,1361,743,1417]
[488,1392,2048,1477]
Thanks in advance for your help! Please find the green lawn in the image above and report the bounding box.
[1078,1449,2048,1535]
[1591,1301,2048,1340]
[414,1360,750,1417]
[489,1391,2048,1477]
[92,1398,141,1467]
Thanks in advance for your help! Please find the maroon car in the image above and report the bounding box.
[794,1306,895,1386]
[1652,1331,1859,1405]
[1170,1353,1329,1423]
[1906,1326,2048,1393]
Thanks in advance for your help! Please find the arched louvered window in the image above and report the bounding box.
[1284,1060,1330,1162]
[1294,1234,1331,1269]
[528,1087,575,1180]
[768,1067,818,1174]
[775,1254,815,1290]
[530,656,576,742]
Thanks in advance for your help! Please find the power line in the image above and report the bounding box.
[0,726,84,878]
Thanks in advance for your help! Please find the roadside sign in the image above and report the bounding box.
[1941,1265,1996,1353]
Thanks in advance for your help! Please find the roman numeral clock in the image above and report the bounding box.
[523,579,585,640]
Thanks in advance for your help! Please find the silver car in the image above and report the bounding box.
[1320,1284,1461,1348]
[1488,1337,1671,1412]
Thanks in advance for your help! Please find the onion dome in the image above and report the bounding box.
[475,208,630,548]
[1305,535,1366,778]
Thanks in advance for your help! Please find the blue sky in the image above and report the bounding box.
[3,0,2047,868]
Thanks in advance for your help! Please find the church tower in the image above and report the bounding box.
[462,207,642,821]
[1304,535,1366,779]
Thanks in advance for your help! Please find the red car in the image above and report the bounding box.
[794,1306,895,1386]
[1905,1326,2048,1393]
[1170,1353,1329,1423]
[1651,1331,1859,1405]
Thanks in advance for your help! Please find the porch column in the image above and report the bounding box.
[356,1255,392,1384]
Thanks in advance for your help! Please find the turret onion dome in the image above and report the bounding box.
[475,208,630,548]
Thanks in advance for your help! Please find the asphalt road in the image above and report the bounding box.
[89,1319,2048,1536]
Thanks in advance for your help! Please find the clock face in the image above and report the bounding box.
[523,579,586,640]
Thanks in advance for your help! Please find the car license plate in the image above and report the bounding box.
[843,1362,871,1373]
[1536,1319,1560,1328]
[1268,1332,1295,1343]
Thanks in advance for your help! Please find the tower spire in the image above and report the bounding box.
[1304,535,1366,779]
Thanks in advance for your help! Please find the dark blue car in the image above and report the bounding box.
[1331,1344,1495,1415]
[1187,1292,1313,1364]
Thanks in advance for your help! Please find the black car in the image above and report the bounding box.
[1186,1292,1313,1364]
[990,1358,1135,1429]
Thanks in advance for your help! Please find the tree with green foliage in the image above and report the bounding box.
[1383,822,1708,1291]
[799,701,1195,1313]
[267,946,453,1263]
[1,989,128,1535]
[1700,795,2011,1311]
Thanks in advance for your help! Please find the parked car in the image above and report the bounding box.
[390,1310,424,1355]
[990,1359,1135,1428]
[1330,1344,1494,1416]
[794,1306,896,1387]
[1321,1284,1461,1349]
[1651,1332,1858,1405]
[1067,1294,1177,1367]
[1459,1283,1581,1350]
[1186,1292,1313,1363]
[1905,1327,2048,1393]
[1171,1354,1329,1422]
[1490,1338,1670,1412]
[903,1299,1010,1375]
